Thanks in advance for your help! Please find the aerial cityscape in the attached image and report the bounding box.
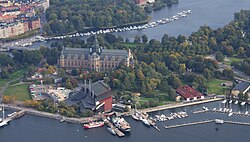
[0,0,250,142]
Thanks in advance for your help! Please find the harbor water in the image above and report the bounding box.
[24,0,250,48]
[0,101,249,142]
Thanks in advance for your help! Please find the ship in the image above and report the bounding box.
[83,121,104,129]
[107,127,116,135]
[215,119,224,124]
[112,116,131,132]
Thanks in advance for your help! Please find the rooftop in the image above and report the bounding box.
[233,81,250,92]
[176,85,203,99]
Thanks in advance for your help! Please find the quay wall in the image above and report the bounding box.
[141,98,223,113]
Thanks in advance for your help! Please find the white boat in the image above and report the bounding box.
[222,100,227,104]
[229,100,233,103]
[141,118,150,127]
[7,112,17,117]
[215,119,224,124]
[228,112,233,116]
[241,102,246,106]
[235,101,238,104]
[107,127,116,135]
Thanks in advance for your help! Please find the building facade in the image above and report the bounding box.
[66,80,113,112]
[58,39,133,72]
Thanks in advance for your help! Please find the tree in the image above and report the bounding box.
[71,68,79,76]
[2,96,15,104]
[167,74,182,89]
[222,68,234,80]
[134,35,141,43]
[215,51,224,62]
[142,34,148,43]
[244,93,249,101]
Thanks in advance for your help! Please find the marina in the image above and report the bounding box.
[2,10,192,48]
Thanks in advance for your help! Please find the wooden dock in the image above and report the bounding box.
[101,116,125,137]
[165,120,214,129]
[224,120,250,126]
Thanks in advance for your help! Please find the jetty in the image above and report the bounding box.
[165,120,214,129]
[101,116,125,137]
[165,119,250,129]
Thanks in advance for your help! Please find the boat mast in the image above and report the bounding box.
[2,103,4,120]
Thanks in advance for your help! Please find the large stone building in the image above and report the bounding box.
[58,38,133,72]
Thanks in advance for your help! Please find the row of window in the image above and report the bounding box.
[63,60,119,68]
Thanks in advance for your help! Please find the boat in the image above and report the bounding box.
[215,119,224,124]
[235,101,238,104]
[241,102,246,106]
[60,116,66,123]
[112,116,131,132]
[228,112,233,116]
[222,100,227,104]
[131,108,141,121]
[0,103,8,128]
[132,113,140,121]
[141,118,150,127]
[7,112,17,117]
[83,121,104,129]
[107,127,116,135]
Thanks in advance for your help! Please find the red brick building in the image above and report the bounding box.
[176,85,204,101]
[29,17,40,30]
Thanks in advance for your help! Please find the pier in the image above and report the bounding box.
[165,120,214,129]
[101,116,125,137]
[164,119,250,129]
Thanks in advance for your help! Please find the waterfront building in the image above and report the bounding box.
[66,80,113,112]
[176,85,204,101]
[58,37,133,72]
[231,81,250,97]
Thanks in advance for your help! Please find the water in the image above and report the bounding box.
[1,0,250,141]
[0,101,250,142]
[23,0,250,48]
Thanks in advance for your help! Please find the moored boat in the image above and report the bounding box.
[112,116,131,132]
[141,118,150,127]
[83,121,104,129]
[215,119,224,124]
[107,127,116,135]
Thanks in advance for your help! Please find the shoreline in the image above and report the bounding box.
[141,98,223,113]
[0,98,223,124]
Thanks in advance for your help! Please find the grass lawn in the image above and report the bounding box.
[4,83,31,101]
[139,90,172,105]
[223,57,243,66]
[0,79,9,88]
[120,42,143,48]
[9,68,26,79]
[0,68,26,88]
[207,79,230,95]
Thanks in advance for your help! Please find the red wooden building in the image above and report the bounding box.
[176,85,203,101]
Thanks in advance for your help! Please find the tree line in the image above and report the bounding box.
[44,0,149,36]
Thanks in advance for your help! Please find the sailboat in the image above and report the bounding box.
[0,103,8,127]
